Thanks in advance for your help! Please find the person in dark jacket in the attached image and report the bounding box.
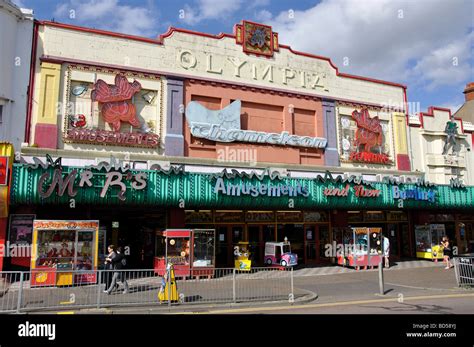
[105,246,129,294]
[103,245,117,293]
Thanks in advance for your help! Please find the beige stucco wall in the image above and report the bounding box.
[29,24,168,156]
[37,24,405,108]
[409,109,474,185]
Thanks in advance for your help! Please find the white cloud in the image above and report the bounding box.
[248,0,271,9]
[181,0,270,25]
[438,99,464,114]
[255,9,273,23]
[266,0,473,92]
[181,0,244,25]
[410,33,473,91]
[53,0,157,37]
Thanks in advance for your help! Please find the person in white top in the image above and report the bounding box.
[383,236,390,268]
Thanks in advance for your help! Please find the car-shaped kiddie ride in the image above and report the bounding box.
[264,241,298,267]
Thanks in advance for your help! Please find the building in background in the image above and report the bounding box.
[408,106,473,185]
[0,0,33,150]
[454,82,474,141]
[3,20,473,271]
[405,84,474,255]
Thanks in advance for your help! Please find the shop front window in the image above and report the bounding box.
[305,225,316,261]
[185,210,213,224]
[304,211,328,222]
[262,225,275,242]
[401,224,411,257]
[215,211,244,223]
[437,214,455,222]
[216,226,229,266]
[364,211,385,222]
[387,224,399,257]
[347,211,363,223]
[193,229,215,267]
[318,226,330,260]
[232,226,244,244]
[466,223,474,253]
[387,211,408,222]
[246,211,275,223]
[248,225,261,264]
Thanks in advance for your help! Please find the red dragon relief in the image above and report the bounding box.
[351,109,383,153]
[91,74,142,132]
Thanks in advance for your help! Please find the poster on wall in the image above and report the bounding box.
[98,226,107,257]
[8,214,35,267]
[8,214,35,245]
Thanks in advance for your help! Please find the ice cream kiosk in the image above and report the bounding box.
[30,220,99,287]
[336,227,383,270]
[415,224,446,260]
[154,229,215,279]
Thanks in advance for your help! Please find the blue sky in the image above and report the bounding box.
[13,0,474,114]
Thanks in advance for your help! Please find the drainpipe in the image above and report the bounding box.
[24,20,39,144]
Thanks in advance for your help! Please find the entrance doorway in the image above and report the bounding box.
[215,225,245,267]
[277,224,304,264]
[247,224,275,266]
[385,223,410,259]
[304,225,330,264]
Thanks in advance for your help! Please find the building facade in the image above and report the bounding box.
[0,0,33,150]
[2,20,473,270]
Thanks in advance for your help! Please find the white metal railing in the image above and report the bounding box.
[0,267,295,313]
[453,255,474,287]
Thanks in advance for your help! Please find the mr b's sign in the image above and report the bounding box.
[38,168,147,201]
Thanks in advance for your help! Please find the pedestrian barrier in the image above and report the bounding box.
[453,255,474,287]
[0,267,295,313]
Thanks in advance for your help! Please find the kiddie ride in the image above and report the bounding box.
[264,241,298,267]
[234,241,251,271]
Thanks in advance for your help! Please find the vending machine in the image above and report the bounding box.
[154,229,215,278]
[415,224,446,260]
[30,220,99,287]
[336,227,383,270]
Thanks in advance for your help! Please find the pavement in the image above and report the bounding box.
[291,258,448,277]
[18,260,472,315]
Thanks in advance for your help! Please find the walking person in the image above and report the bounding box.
[104,246,129,294]
[441,236,454,269]
[116,246,129,294]
[383,236,390,268]
[103,245,117,293]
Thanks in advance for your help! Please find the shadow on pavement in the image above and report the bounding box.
[360,302,454,314]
